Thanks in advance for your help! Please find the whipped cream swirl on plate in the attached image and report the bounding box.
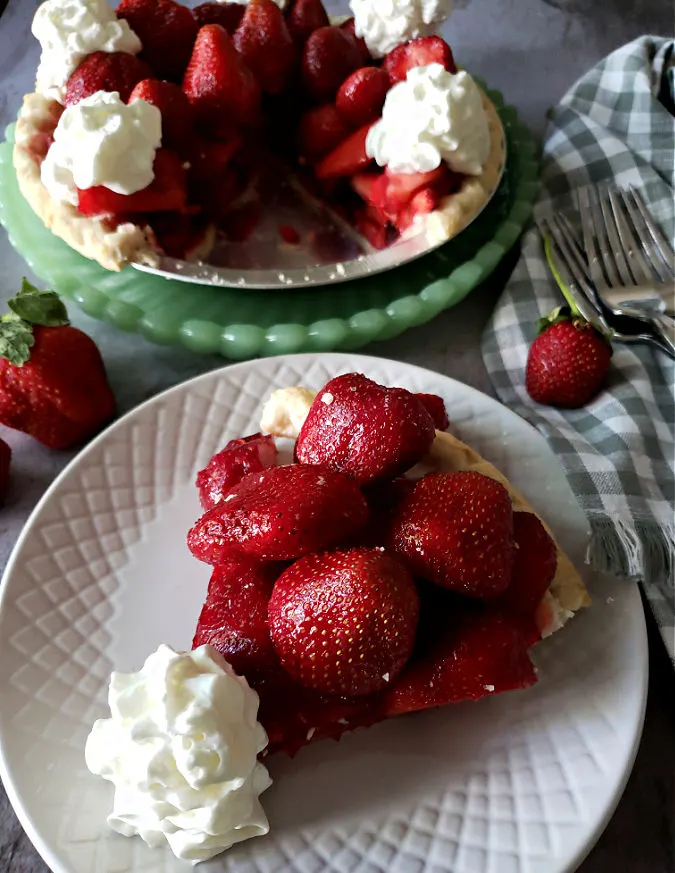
[41,90,162,206]
[350,0,453,58]
[366,64,491,176]
[33,0,142,103]
[85,644,271,864]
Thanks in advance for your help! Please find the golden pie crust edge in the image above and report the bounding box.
[13,92,160,272]
[428,430,591,637]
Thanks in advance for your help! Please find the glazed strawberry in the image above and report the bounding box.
[500,512,557,619]
[77,149,186,216]
[196,433,278,510]
[0,438,10,502]
[0,281,115,450]
[193,1,245,33]
[233,0,296,95]
[268,548,420,697]
[116,0,198,81]
[193,559,282,677]
[187,463,369,564]
[128,79,195,153]
[188,136,242,182]
[297,104,351,162]
[526,311,611,408]
[385,471,515,599]
[336,67,390,127]
[286,0,330,46]
[339,17,370,64]
[315,123,374,179]
[415,393,449,430]
[385,609,536,715]
[183,24,261,134]
[63,51,151,106]
[383,36,457,86]
[302,26,365,101]
[296,373,436,485]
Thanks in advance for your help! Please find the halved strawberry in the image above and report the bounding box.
[296,373,436,485]
[385,608,537,715]
[350,170,385,203]
[128,79,195,153]
[383,36,457,86]
[77,149,186,216]
[286,0,330,46]
[336,66,390,127]
[193,559,283,678]
[315,123,374,179]
[268,548,420,697]
[116,0,199,82]
[233,0,296,95]
[183,24,261,134]
[385,470,515,600]
[355,207,389,249]
[415,393,449,430]
[396,187,438,231]
[193,1,245,33]
[383,167,445,215]
[187,463,369,564]
[297,104,351,162]
[196,433,278,510]
[302,25,365,101]
[499,512,557,622]
[63,51,152,106]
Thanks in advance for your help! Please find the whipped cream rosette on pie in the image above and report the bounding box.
[14,0,505,271]
[187,374,589,758]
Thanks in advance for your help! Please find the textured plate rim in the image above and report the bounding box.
[0,89,539,359]
[0,352,648,873]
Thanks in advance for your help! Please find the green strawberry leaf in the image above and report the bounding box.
[7,279,69,327]
[0,315,36,366]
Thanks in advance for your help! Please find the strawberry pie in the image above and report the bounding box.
[14,0,505,271]
[188,374,590,757]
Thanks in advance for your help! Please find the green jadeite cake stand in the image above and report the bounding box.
[0,87,538,359]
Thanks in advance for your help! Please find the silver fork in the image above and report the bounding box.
[577,185,675,357]
[538,213,670,353]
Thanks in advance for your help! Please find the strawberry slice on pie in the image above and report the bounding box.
[188,374,589,757]
[15,0,505,271]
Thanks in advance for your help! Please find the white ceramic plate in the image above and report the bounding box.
[0,353,647,873]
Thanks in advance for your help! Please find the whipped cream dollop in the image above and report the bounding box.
[33,0,142,103]
[350,0,453,58]
[260,387,317,439]
[41,90,161,206]
[85,644,271,865]
[366,64,491,176]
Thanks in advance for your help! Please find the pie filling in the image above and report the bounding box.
[17,0,504,270]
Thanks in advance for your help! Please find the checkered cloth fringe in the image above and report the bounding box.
[482,37,675,662]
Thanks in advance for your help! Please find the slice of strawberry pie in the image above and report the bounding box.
[189,375,589,757]
[14,0,505,271]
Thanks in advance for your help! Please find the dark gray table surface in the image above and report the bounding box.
[1,1,674,871]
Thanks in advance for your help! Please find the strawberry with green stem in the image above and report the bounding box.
[525,238,612,408]
[0,281,116,450]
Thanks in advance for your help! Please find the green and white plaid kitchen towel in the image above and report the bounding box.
[482,36,675,662]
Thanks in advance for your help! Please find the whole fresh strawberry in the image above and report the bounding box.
[286,0,330,46]
[499,511,557,622]
[415,392,449,430]
[187,463,369,564]
[193,558,283,677]
[296,373,436,486]
[385,470,515,600]
[336,66,390,127]
[196,432,278,510]
[526,307,611,408]
[116,0,199,82]
[302,25,365,101]
[232,0,296,95]
[0,281,116,450]
[64,51,152,106]
[268,547,420,697]
[0,437,11,502]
